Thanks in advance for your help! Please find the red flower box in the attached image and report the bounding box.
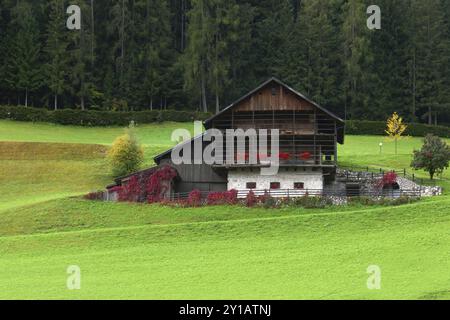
[278,152,291,161]
[299,152,312,161]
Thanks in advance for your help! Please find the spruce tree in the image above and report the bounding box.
[67,0,94,110]
[184,0,210,112]
[7,1,42,107]
[341,0,372,120]
[410,0,448,125]
[45,0,69,110]
[139,0,173,110]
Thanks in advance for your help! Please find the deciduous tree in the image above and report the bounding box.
[411,134,450,179]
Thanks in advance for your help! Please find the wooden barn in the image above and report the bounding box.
[109,78,345,199]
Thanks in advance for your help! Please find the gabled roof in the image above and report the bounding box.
[204,77,345,127]
[155,78,346,163]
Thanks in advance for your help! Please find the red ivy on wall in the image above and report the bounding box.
[147,166,178,203]
[117,176,141,202]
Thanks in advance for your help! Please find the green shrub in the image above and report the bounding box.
[262,195,277,209]
[108,127,144,178]
[346,120,450,138]
[0,105,211,126]
[292,196,332,209]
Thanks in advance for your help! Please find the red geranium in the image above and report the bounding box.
[278,152,291,161]
[300,152,312,161]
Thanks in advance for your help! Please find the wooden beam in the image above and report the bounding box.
[314,108,317,164]
[334,121,338,165]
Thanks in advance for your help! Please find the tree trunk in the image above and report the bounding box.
[120,0,125,77]
[201,71,208,113]
[215,92,220,114]
[150,98,153,111]
[181,0,186,51]
[25,88,28,107]
[81,96,85,111]
[91,0,95,65]
[428,106,432,125]
[54,94,58,111]
[412,49,416,119]
[395,138,398,155]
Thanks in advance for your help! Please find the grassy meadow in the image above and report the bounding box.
[0,119,449,300]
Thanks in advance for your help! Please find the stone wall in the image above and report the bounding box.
[227,168,324,191]
[336,168,443,197]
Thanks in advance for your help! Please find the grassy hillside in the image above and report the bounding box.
[0,141,110,212]
[1,198,449,299]
[0,120,448,300]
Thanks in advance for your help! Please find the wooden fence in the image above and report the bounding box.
[171,188,422,201]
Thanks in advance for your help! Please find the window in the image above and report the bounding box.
[294,182,305,190]
[246,182,257,189]
[271,87,278,96]
[270,182,281,190]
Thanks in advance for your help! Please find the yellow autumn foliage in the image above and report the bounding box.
[108,129,144,178]
[385,112,408,154]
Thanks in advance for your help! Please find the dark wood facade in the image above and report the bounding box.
[153,78,345,193]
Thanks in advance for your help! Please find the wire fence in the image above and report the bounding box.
[338,165,436,186]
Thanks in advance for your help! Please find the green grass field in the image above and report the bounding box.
[0,120,449,300]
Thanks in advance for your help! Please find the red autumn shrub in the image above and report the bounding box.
[207,192,225,205]
[188,189,202,207]
[225,189,238,205]
[205,190,239,206]
[246,190,257,207]
[377,171,398,188]
[258,191,271,203]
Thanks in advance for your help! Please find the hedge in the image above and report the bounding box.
[0,106,449,137]
[0,105,211,126]
[346,120,450,138]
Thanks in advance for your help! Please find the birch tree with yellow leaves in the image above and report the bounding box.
[386,112,408,155]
